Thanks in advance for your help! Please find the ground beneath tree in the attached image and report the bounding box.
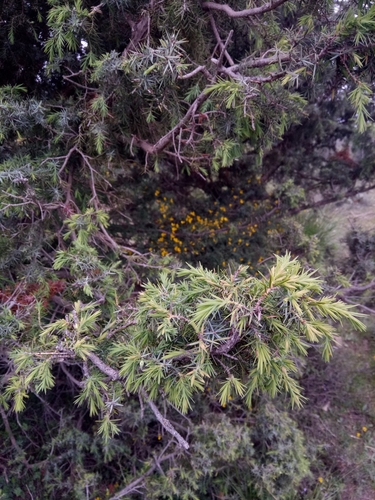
[298,194,375,499]
[298,327,375,499]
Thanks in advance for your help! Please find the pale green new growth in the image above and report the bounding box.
[3,254,365,440]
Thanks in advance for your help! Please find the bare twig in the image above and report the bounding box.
[208,12,234,66]
[178,65,212,80]
[60,362,84,388]
[231,53,291,72]
[109,452,176,500]
[140,389,190,450]
[338,280,375,294]
[0,405,27,461]
[214,29,233,71]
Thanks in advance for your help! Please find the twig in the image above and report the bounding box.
[60,363,84,388]
[85,353,190,449]
[178,65,211,80]
[109,452,176,500]
[0,405,27,461]
[58,146,78,174]
[141,389,190,450]
[208,12,234,66]
[131,91,209,155]
[214,29,233,71]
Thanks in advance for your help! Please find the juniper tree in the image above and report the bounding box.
[0,0,375,498]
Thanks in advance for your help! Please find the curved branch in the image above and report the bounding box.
[131,91,209,155]
[202,0,289,18]
[85,353,190,449]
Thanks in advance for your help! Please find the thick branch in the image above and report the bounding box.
[86,352,120,380]
[211,329,241,355]
[202,0,289,18]
[231,53,291,72]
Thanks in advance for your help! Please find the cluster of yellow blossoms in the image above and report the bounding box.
[149,182,278,266]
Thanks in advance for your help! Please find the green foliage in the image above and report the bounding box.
[1,0,375,498]
[5,255,364,440]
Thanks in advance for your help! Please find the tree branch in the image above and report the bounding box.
[110,452,177,500]
[85,353,190,449]
[338,279,375,295]
[337,296,375,315]
[140,389,190,450]
[202,0,289,18]
[131,91,209,155]
[178,65,212,80]
[289,183,375,214]
[208,12,234,66]
[0,405,26,459]
[86,352,120,380]
[231,53,291,72]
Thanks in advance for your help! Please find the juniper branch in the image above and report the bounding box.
[202,0,289,18]
[85,353,190,449]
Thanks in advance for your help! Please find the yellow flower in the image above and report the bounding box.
[318,477,324,484]
[158,434,162,440]
[362,426,368,432]
[356,432,361,438]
